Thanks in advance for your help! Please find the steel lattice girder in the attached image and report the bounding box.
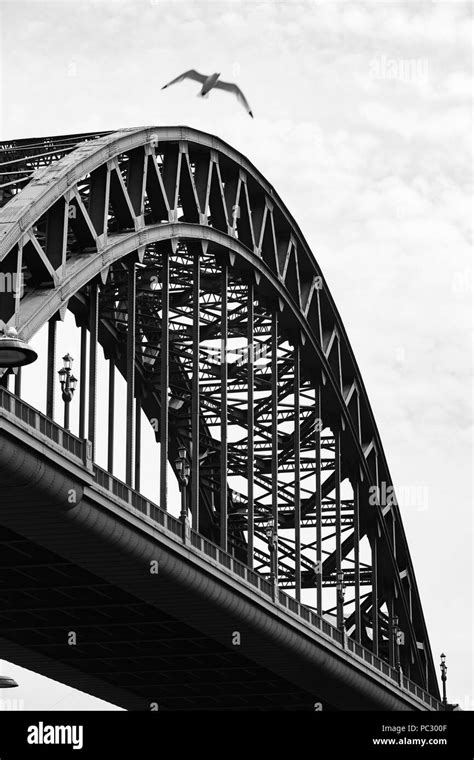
[0,126,439,698]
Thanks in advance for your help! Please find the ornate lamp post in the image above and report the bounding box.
[392,614,402,670]
[440,653,447,709]
[336,570,345,629]
[265,519,278,597]
[175,445,190,540]
[58,353,77,431]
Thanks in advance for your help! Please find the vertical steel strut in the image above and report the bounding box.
[335,427,343,629]
[315,385,322,615]
[220,260,228,550]
[160,246,169,511]
[191,247,200,530]
[46,318,56,419]
[135,393,141,491]
[354,480,361,642]
[108,359,115,473]
[271,311,279,587]
[247,282,255,569]
[372,533,379,656]
[126,263,136,487]
[79,326,87,438]
[88,283,98,458]
[294,342,301,602]
[14,367,21,397]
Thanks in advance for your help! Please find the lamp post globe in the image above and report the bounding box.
[0,326,37,368]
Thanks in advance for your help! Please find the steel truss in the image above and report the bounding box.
[0,127,439,698]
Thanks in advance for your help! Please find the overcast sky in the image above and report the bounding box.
[0,0,472,710]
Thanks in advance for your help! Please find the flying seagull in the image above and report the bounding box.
[161,70,253,118]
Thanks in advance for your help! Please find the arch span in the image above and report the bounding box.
[0,127,439,698]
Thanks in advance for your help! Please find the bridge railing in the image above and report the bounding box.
[0,386,441,711]
[0,387,85,459]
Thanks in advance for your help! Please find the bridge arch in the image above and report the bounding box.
[0,126,438,698]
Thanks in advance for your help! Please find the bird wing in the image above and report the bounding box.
[213,80,253,117]
[161,69,207,89]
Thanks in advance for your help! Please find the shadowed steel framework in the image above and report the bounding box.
[0,127,440,709]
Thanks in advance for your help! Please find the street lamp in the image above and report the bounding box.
[175,445,190,535]
[265,519,278,594]
[440,653,447,709]
[0,326,37,368]
[392,615,402,670]
[336,570,345,629]
[58,353,77,430]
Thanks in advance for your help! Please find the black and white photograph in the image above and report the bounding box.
[0,0,472,753]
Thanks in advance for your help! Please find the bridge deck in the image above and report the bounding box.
[0,388,440,711]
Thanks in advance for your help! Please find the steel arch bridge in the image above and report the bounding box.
[0,127,440,709]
